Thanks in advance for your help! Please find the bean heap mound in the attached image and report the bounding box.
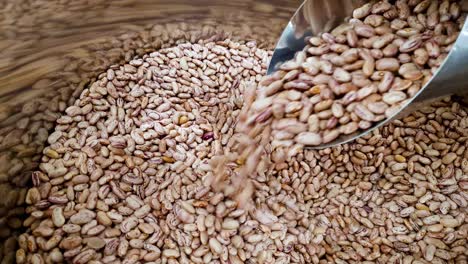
[18,40,271,264]
[17,1,468,264]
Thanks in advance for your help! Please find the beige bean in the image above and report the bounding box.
[295,132,322,146]
[70,209,96,225]
[353,3,372,19]
[382,44,399,57]
[373,34,395,49]
[354,24,376,38]
[333,68,352,83]
[383,91,407,105]
[378,71,395,92]
[209,237,223,254]
[364,14,384,27]
[354,104,375,121]
[399,63,423,80]
[367,102,389,114]
[357,84,377,100]
[400,36,422,53]
[425,41,440,58]
[372,1,392,14]
[359,49,375,76]
[308,44,330,55]
[376,58,400,71]
[346,29,358,47]
[322,129,340,143]
[50,207,65,228]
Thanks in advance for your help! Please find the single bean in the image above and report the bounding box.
[353,3,372,19]
[376,58,400,72]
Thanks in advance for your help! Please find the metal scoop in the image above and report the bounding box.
[268,0,468,149]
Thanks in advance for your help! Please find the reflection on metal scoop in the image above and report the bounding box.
[268,0,468,149]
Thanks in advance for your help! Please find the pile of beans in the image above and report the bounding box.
[17,40,272,264]
[16,1,468,264]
